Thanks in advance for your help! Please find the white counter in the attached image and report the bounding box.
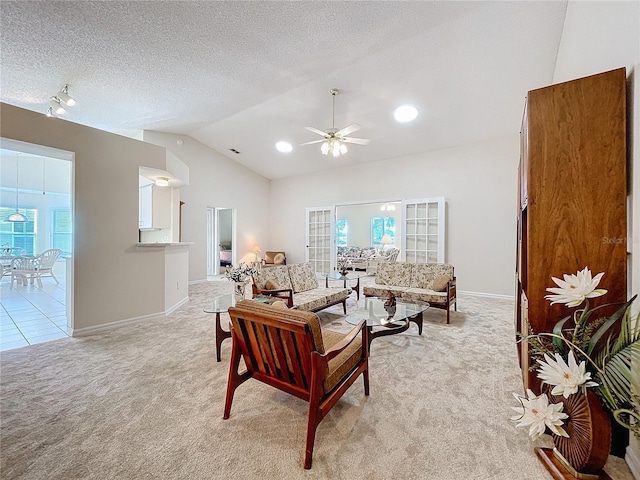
[137,242,194,247]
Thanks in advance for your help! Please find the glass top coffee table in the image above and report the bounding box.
[344,296,429,347]
[203,294,275,362]
[322,271,367,300]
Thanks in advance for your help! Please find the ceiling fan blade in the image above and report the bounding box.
[304,126,328,137]
[342,137,370,145]
[300,139,326,145]
[335,123,360,137]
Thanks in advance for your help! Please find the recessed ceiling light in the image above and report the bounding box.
[276,141,293,153]
[394,105,419,123]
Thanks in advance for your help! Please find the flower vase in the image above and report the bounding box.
[537,389,611,479]
[339,270,348,277]
[234,282,246,302]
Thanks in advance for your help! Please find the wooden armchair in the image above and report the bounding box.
[224,300,370,469]
[263,251,286,267]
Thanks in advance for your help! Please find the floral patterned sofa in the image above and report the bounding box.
[337,246,378,270]
[363,262,457,323]
[251,263,349,313]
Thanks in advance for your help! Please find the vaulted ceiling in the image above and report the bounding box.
[0,1,567,179]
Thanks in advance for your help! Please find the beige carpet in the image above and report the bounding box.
[0,279,635,479]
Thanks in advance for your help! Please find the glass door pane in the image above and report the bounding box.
[306,206,334,273]
[402,197,445,264]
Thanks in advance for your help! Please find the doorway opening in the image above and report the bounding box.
[207,207,235,278]
[0,139,74,351]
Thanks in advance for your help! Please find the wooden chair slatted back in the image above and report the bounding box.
[229,308,315,393]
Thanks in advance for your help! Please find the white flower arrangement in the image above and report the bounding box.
[511,389,568,441]
[337,257,352,272]
[224,262,258,283]
[512,267,640,440]
[536,351,598,399]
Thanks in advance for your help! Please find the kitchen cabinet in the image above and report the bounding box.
[139,184,171,229]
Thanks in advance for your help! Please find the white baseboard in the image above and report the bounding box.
[71,296,191,337]
[627,444,640,480]
[71,310,165,337]
[458,290,515,300]
[165,296,189,315]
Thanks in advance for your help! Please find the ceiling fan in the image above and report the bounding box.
[301,88,370,157]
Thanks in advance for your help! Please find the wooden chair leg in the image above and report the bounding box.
[362,366,370,396]
[223,339,244,420]
[304,403,321,469]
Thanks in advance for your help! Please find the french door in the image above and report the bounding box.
[305,207,334,273]
[402,197,445,263]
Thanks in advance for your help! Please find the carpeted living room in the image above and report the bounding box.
[0,279,633,479]
[1,1,639,480]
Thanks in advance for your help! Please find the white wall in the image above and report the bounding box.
[270,136,519,296]
[553,1,639,84]
[1,103,172,331]
[552,0,640,475]
[142,131,271,282]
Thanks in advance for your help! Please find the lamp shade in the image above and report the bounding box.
[5,211,28,222]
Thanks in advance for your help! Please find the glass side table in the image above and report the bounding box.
[322,272,367,300]
[203,294,274,362]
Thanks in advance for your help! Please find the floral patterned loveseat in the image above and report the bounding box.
[363,262,457,324]
[337,246,378,270]
[251,263,349,313]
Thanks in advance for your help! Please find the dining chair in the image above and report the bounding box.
[10,248,62,288]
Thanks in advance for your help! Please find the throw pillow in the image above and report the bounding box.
[432,274,450,292]
[270,300,288,309]
[265,279,281,290]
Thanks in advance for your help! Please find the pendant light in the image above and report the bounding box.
[5,154,28,222]
[42,157,46,195]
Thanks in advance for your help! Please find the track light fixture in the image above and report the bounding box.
[58,84,76,106]
[49,96,65,115]
[45,84,76,117]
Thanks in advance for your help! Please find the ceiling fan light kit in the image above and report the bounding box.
[302,88,370,158]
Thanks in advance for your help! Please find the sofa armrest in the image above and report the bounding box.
[447,277,456,294]
[253,287,294,308]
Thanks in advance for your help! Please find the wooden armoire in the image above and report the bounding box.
[515,67,627,394]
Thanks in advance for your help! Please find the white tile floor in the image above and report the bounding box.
[0,265,68,351]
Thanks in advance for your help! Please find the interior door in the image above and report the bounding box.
[402,197,445,263]
[206,208,216,276]
[305,206,334,273]
[207,207,235,276]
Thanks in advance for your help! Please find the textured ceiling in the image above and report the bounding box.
[0,1,567,179]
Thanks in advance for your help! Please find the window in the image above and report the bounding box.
[371,216,395,247]
[0,207,37,255]
[52,208,72,256]
[336,218,348,246]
